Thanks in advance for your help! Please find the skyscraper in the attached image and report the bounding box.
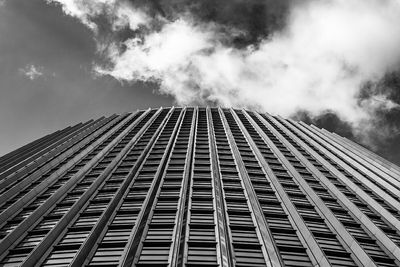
[0,107,399,267]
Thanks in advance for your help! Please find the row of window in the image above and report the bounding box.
[228,110,314,267]
[0,116,88,180]
[0,111,152,266]
[183,108,219,266]
[44,109,164,267]
[0,122,72,175]
[0,115,125,241]
[41,111,156,267]
[211,109,267,267]
[136,108,194,266]
[252,112,398,267]
[86,108,177,267]
[265,115,400,250]
[288,119,400,206]
[245,111,360,266]
[307,121,400,193]
[0,114,117,199]
[299,120,400,216]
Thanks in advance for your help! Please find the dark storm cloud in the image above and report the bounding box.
[358,71,400,107]
[293,69,400,165]
[131,0,293,46]
[291,111,355,140]
[87,0,294,49]
[296,109,400,165]
[355,72,400,164]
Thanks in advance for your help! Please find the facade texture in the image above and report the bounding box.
[0,107,399,267]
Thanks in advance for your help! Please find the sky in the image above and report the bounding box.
[0,0,173,156]
[0,0,399,164]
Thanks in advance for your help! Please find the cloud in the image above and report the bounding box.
[45,0,115,31]
[45,0,148,32]
[47,0,400,145]
[19,64,44,80]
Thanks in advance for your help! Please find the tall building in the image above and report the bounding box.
[0,107,399,267]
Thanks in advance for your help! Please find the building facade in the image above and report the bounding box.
[0,107,399,267]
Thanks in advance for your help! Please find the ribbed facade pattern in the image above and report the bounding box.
[0,107,399,267]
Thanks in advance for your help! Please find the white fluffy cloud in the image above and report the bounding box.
[48,0,400,140]
[46,0,148,32]
[45,0,116,30]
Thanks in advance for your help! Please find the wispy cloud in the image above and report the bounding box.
[47,0,400,145]
[19,64,44,80]
[45,0,148,32]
